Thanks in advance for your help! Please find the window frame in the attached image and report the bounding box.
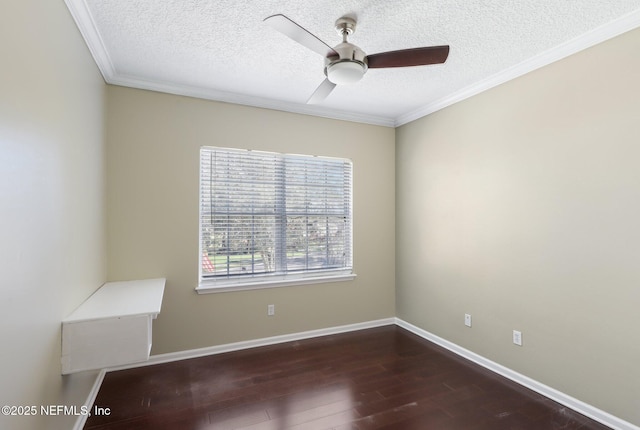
[196,146,356,294]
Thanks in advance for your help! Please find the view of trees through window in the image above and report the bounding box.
[200,147,352,280]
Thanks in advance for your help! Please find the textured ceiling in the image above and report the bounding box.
[66,0,640,126]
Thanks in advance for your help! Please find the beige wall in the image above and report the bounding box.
[396,28,640,425]
[0,1,107,430]
[106,86,396,353]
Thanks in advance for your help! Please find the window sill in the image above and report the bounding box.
[196,273,357,294]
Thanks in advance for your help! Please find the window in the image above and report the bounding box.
[197,146,354,292]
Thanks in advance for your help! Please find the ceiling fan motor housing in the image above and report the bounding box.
[324,42,368,85]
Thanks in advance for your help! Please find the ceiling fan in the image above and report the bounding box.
[264,14,450,104]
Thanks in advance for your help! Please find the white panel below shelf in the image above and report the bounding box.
[61,278,165,374]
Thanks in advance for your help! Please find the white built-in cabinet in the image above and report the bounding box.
[61,278,165,374]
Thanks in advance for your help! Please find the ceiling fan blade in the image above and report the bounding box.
[264,14,338,58]
[366,45,450,68]
[307,79,336,104]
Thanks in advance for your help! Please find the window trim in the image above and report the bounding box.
[196,146,355,293]
[195,271,357,294]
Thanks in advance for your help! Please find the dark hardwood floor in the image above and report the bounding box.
[84,325,610,429]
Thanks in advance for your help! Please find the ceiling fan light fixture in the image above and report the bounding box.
[326,60,366,85]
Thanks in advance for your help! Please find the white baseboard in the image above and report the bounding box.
[395,318,639,430]
[72,369,106,430]
[107,318,397,371]
[76,317,638,430]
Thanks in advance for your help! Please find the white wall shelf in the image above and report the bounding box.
[62,278,165,374]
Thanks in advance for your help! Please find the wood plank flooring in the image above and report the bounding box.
[84,325,610,429]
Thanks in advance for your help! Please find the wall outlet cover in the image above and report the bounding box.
[464,314,472,327]
[513,330,522,346]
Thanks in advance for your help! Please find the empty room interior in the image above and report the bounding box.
[1,1,639,429]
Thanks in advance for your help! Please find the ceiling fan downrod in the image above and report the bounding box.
[335,17,356,42]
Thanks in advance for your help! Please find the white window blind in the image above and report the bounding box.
[199,147,353,287]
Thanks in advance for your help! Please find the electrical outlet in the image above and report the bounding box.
[513,330,522,346]
[464,314,472,327]
[267,304,275,316]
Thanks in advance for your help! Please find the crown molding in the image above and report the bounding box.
[64,0,116,80]
[395,8,640,127]
[108,74,396,127]
[64,0,395,127]
[66,0,640,129]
